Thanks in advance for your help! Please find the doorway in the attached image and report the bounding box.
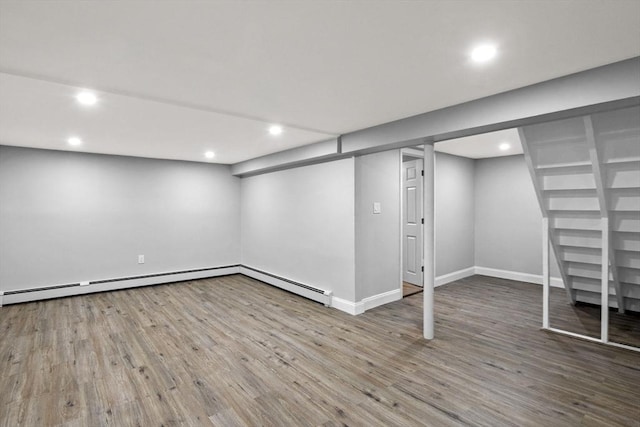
[401,148,424,297]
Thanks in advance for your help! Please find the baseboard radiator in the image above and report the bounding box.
[239,265,333,307]
[1,265,333,308]
[1,265,241,305]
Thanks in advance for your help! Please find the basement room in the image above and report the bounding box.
[1,1,639,425]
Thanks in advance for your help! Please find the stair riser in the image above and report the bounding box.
[542,173,595,191]
[618,267,640,285]
[566,263,605,279]
[616,251,640,269]
[575,290,619,308]
[523,106,640,314]
[608,191,640,211]
[611,213,640,233]
[552,217,602,231]
[534,144,590,169]
[575,290,640,312]
[613,233,640,251]
[599,138,640,164]
[546,196,600,211]
[605,166,640,189]
[555,230,601,249]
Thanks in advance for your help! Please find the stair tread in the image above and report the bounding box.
[555,228,601,234]
[607,187,640,193]
[559,244,602,250]
[547,209,601,217]
[529,134,586,146]
[570,276,610,283]
[564,261,603,267]
[544,188,598,194]
[536,161,592,171]
[574,289,617,296]
[610,211,640,217]
[603,158,640,165]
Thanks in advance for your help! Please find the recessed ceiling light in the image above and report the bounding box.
[76,91,98,106]
[499,143,510,151]
[470,44,497,63]
[67,137,82,146]
[269,125,283,136]
[205,151,215,159]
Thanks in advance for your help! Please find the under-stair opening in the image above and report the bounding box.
[519,105,640,350]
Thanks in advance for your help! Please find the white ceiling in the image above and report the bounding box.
[0,1,639,164]
[435,129,523,159]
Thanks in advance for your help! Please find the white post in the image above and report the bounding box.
[423,144,435,340]
[601,217,609,342]
[542,217,550,329]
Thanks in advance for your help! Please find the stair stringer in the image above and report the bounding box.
[519,127,575,304]
[583,116,625,313]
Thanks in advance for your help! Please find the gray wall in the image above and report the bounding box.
[474,154,561,277]
[240,158,356,301]
[0,145,240,291]
[435,152,476,277]
[0,143,561,304]
[355,150,400,300]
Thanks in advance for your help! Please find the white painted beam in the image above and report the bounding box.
[231,138,340,176]
[342,58,640,154]
[231,58,640,178]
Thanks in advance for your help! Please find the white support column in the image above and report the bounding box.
[423,144,435,340]
[601,217,609,343]
[542,218,550,329]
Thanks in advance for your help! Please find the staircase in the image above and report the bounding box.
[519,105,640,313]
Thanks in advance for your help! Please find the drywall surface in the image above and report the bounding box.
[474,154,561,277]
[435,152,475,277]
[0,145,240,291]
[355,150,401,301]
[240,158,356,301]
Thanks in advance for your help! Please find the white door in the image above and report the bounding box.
[402,159,423,286]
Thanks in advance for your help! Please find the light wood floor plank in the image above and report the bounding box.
[1,274,639,426]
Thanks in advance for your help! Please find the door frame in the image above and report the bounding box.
[399,147,426,296]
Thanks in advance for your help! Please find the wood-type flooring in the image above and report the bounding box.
[549,286,640,348]
[402,282,423,298]
[1,274,639,426]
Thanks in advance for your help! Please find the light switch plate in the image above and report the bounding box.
[373,202,381,214]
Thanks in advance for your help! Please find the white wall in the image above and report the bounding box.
[435,152,475,277]
[240,158,356,301]
[0,144,561,309]
[474,154,561,278]
[355,150,400,301]
[0,145,240,291]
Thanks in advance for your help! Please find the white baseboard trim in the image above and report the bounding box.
[474,266,564,288]
[332,288,402,316]
[331,297,363,315]
[435,267,476,287]
[2,265,240,305]
[362,288,402,311]
[2,264,565,309]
